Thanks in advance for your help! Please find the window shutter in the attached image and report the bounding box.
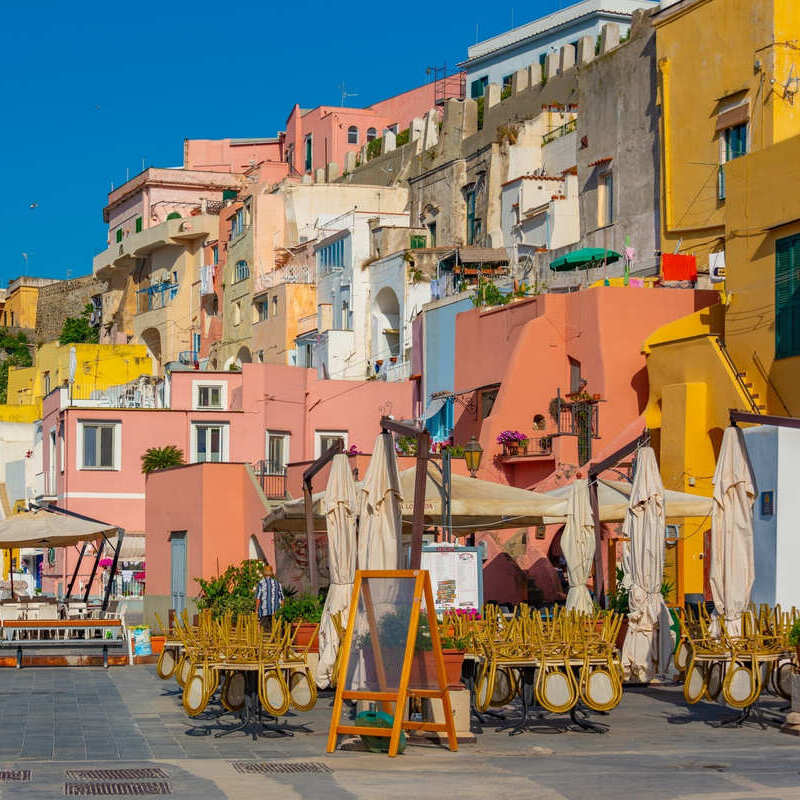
[776,234,800,359]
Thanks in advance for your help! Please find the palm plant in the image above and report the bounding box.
[141,445,185,474]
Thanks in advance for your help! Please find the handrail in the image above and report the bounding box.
[715,337,760,414]
[752,350,791,415]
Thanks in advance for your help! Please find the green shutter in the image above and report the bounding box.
[116,229,123,243]
[775,234,800,359]
[410,235,426,249]
[135,217,143,233]
[222,189,238,201]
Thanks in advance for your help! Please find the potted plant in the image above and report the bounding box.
[276,592,323,652]
[496,430,527,456]
[440,632,470,688]
[788,618,800,662]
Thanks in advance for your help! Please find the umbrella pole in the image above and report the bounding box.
[304,479,318,594]
[8,549,14,600]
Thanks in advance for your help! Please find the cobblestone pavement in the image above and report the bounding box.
[1,667,800,798]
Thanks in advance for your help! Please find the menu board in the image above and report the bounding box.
[421,547,482,613]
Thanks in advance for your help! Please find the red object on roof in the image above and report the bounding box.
[662,253,697,281]
[589,156,613,167]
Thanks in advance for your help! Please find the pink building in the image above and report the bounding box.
[446,286,718,605]
[283,78,463,176]
[40,363,413,600]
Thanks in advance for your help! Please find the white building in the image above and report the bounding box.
[460,0,658,97]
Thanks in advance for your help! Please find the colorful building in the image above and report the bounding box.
[2,276,60,330]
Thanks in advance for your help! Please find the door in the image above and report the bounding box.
[170,532,187,613]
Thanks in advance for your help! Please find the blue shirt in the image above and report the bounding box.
[255,576,284,618]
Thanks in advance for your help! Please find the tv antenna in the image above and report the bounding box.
[339,83,358,106]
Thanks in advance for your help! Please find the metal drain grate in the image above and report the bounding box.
[66,770,169,781]
[231,761,332,775]
[64,782,171,796]
[0,769,31,782]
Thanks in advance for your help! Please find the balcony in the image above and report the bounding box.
[497,434,554,463]
[94,214,218,275]
[253,264,314,294]
[136,282,179,313]
[377,358,412,382]
[542,118,577,146]
[252,462,288,500]
[65,378,166,410]
[552,391,601,465]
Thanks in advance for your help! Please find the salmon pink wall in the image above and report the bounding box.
[184,138,285,173]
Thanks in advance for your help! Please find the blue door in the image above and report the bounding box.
[170,533,187,613]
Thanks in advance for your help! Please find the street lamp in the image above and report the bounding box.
[463,436,483,477]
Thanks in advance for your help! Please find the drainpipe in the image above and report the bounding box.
[658,58,673,233]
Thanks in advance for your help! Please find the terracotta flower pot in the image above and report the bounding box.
[442,649,465,688]
[408,650,464,688]
[151,635,165,655]
[291,622,319,653]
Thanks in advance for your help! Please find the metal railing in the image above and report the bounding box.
[136,282,179,313]
[542,118,577,146]
[378,359,412,382]
[715,337,760,414]
[252,462,288,499]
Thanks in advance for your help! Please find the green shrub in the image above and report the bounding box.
[141,445,184,474]
[276,592,324,623]
[195,559,265,620]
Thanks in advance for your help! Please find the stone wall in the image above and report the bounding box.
[35,274,107,344]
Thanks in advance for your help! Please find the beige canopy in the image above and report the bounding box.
[263,464,568,534]
[542,479,712,522]
[0,509,118,549]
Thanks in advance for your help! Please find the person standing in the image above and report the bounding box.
[255,564,284,632]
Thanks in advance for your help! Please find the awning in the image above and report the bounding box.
[264,465,567,535]
[457,247,509,264]
[0,510,118,549]
[550,248,621,271]
[107,534,145,561]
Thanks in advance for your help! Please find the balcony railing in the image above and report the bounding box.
[377,359,411,382]
[552,392,600,465]
[252,461,288,500]
[499,436,553,459]
[253,264,315,293]
[136,282,179,313]
[542,117,577,146]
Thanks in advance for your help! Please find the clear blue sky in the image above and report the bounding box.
[0,0,566,286]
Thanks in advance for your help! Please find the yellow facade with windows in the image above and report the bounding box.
[1,342,154,419]
[646,0,800,599]
[2,284,43,330]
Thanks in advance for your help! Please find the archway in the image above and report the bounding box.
[236,346,252,364]
[372,286,401,363]
[140,327,162,369]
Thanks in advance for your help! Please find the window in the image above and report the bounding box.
[135,216,143,233]
[43,371,50,396]
[366,127,377,142]
[470,76,488,99]
[212,245,219,265]
[79,422,118,470]
[347,126,359,144]
[776,233,800,360]
[272,296,278,316]
[569,357,584,393]
[410,234,426,249]
[116,229,123,243]
[725,123,748,161]
[315,430,348,457]
[597,172,614,227]
[256,300,269,321]
[304,135,312,172]
[427,221,437,247]
[192,332,201,356]
[197,386,221,408]
[193,424,227,463]
[466,187,477,245]
[266,431,290,473]
[317,238,345,273]
[502,74,513,98]
[234,260,250,282]
[233,301,241,326]
[230,208,245,239]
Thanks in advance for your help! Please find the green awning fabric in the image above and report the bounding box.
[549,248,622,271]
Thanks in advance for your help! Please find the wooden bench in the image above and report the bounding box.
[0,619,127,669]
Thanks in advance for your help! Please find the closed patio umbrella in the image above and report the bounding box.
[710,426,755,637]
[620,447,672,681]
[358,433,403,570]
[561,479,595,614]
[316,454,358,689]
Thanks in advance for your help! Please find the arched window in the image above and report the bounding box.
[366,127,377,142]
[347,126,358,144]
[234,260,250,282]
[166,211,182,220]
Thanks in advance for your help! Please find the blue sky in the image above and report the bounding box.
[0,0,567,286]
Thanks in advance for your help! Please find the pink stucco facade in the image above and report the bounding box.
[449,286,719,606]
[40,364,413,597]
[183,137,285,174]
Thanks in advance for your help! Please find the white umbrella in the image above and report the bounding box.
[561,479,595,614]
[620,447,672,681]
[316,454,358,689]
[710,426,755,637]
[358,433,403,570]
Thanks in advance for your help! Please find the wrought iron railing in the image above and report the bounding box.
[136,282,179,313]
[252,461,288,499]
[542,117,577,146]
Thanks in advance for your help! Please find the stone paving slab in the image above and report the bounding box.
[2,667,800,798]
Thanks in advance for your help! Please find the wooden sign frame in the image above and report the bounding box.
[327,569,458,757]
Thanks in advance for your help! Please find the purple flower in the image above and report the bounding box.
[496,430,527,445]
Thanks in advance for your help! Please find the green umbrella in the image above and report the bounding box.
[549,248,622,272]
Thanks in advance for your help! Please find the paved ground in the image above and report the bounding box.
[1,667,800,798]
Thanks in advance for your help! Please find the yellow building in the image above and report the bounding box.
[1,342,154,419]
[645,0,800,599]
[1,277,60,330]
